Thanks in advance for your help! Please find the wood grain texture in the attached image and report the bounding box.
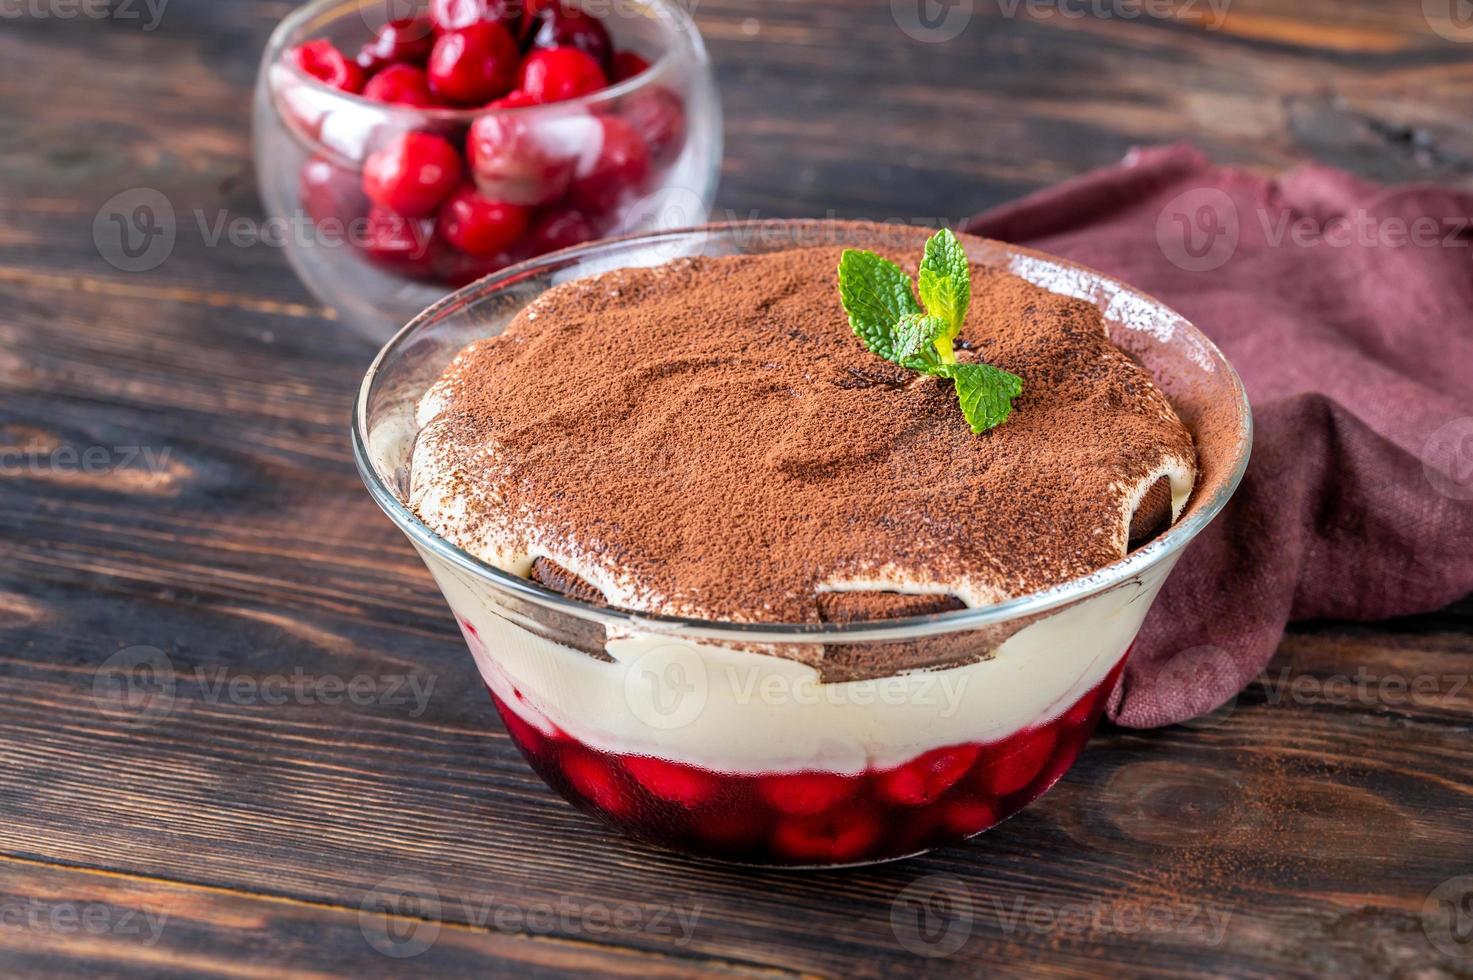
[2,0,1472,975]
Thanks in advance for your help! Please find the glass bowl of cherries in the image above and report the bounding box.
[253,0,720,341]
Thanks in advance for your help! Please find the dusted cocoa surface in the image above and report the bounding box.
[414,245,1196,626]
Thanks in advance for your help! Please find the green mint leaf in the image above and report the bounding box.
[893,313,950,365]
[941,361,1024,434]
[838,249,923,364]
[918,228,972,353]
[835,230,1023,435]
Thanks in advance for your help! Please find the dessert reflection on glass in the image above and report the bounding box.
[355,223,1250,867]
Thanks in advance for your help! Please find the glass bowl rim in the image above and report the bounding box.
[261,0,705,123]
[352,219,1254,643]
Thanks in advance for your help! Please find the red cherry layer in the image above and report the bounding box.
[487,653,1129,865]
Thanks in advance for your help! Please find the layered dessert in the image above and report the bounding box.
[406,232,1198,864]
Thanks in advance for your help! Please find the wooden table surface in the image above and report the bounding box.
[4,0,1473,976]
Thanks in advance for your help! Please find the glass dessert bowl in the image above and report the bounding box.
[253,0,720,342]
[353,221,1252,867]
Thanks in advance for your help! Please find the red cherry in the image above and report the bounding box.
[358,207,441,280]
[363,131,464,216]
[620,87,686,165]
[292,40,366,94]
[362,64,437,107]
[430,0,519,33]
[874,745,981,806]
[610,50,651,83]
[757,771,855,816]
[428,22,520,105]
[300,155,368,227]
[526,3,612,67]
[976,725,1058,797]
[624,756,719,807]
[356,18,436,72]
[941,799,999,837]
[771,809,882,864]
[568,115,651,214]
[438,185,530,256]
[466,106,593,204]
[525,206,597,255]
[517,46,608,104]
[562,749,634,818]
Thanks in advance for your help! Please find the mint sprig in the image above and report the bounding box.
[837,228,1023,434]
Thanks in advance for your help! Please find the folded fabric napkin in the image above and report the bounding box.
[964,144,1473,727]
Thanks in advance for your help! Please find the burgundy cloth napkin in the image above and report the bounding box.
[964,144,1473,727]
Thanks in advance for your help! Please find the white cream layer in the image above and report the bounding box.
[425,550,1177,773]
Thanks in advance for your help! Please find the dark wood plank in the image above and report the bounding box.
[0,857,770,979]
[2,0,1472,975]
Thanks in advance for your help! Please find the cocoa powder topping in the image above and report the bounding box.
[410,243,1197,623]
